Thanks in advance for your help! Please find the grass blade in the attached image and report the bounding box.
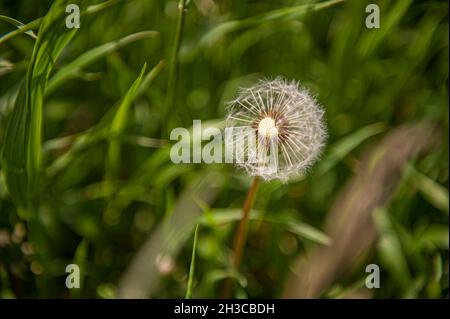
[0,15,37,39]
[46,31,159,95]
[283,218,331,246]
[0,17,40,46]
[165,0,191,133]
[0,0,118,46]
[197,209,331,246]
[200,0,344,47]
[1,0,84,216]
[406,164,449,214]
[185,224,199,299]
[106,63,147,179]
[47,61,164,176]
[70,239,89,298]
[358,0,413,59]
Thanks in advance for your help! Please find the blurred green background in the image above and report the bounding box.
[0,0,448,298]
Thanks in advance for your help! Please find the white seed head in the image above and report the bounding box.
[226,77,327,182]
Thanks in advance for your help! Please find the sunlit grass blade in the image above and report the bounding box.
[0,15,37,39]
[70,239,89,298]
[406,164,449,214]
[200,0,344,47]
[0,17,40,46]
[106,63,147,179]
[135,59,165,99]
[164,0,192,134]
[185,224,199,299]
[0,0,118,46]
[373,208,411,289]
[358,0,413,59]
[85,0,119,14]
[283,218,331,246]
[46,31,159,95]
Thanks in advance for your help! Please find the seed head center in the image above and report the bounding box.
[258,117,278,139]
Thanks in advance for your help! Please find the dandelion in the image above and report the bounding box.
[226,77,327,181]
[222,77,327,297]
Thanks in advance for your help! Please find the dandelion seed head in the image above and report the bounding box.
[226,77,327,182]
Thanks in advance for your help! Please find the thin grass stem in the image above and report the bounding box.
[185,224,199,299]
[165,0,189,134]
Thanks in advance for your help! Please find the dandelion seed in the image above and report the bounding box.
[226,77,327,181]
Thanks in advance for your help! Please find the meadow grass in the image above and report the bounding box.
[0,0,448,298]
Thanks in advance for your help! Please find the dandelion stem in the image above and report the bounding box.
[222,176,260,297]
[232,176,260,268]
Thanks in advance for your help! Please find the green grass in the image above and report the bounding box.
[0,0,448,299]
[185,224,199,299]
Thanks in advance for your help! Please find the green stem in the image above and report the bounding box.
[185,224,199,299]
[165,0,189,134]
[221,176,260,297]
